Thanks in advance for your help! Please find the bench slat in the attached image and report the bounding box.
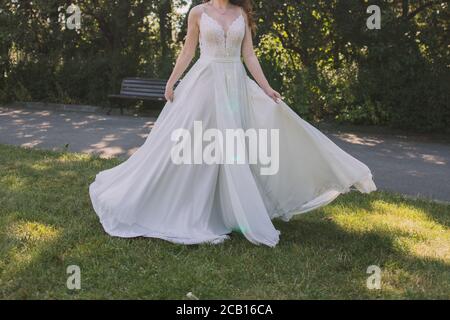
[121,90,165,96]
[108,94,165,100]
[121,89,165,95]
[118,91,166,97]
[123,79,167,84]
[121,87,164,93]
[122,83,166,87]
[121,85,166,91]
[122,82,166,87]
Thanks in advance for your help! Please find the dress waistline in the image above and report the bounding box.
[199,56,242,63]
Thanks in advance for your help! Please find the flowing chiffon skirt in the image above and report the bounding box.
[89,56,377,247]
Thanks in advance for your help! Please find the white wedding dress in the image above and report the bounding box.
[89,10,377,247]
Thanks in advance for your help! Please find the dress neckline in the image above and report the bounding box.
[201,11,244,38]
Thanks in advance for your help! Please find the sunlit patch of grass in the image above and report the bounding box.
[0,175,27,192]
[0,143,449,299]
[9,221,60,243]
[331,200,450,263]
[0,218,63,294]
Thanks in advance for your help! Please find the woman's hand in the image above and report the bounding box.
[165,83,174,102]
[263,87,282,104]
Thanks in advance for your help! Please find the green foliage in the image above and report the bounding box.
[0,0,448,132]
[253,0,449,132]
[0,0,175,105]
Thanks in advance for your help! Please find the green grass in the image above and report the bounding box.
[0,144,449,300]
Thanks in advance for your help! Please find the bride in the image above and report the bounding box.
[89,0,377,247]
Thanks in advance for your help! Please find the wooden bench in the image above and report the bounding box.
[108,78,178,115]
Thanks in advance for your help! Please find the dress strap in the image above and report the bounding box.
[202,3,208,14]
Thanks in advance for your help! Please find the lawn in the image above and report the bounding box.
[0,144,449,299]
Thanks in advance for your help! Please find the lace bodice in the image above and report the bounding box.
[199,12,246,59]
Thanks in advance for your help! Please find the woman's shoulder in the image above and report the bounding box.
[229,4,247,19]
[187,4,206,22]
[190,3,207,15]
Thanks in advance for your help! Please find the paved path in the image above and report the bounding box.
[1,106,449,203]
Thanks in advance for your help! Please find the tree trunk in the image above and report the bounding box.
[402,0,409,18]
[159,0,173,77]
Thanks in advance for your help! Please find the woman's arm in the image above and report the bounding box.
[241,14,282,103]
[165,7,201,102]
